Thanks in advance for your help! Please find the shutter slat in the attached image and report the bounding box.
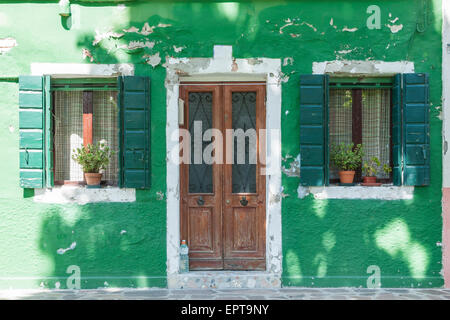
[19,92,44,108]
[119,76,151,189]
[19,76,45,188]
[299,74,328,186]
[402,73,430,186]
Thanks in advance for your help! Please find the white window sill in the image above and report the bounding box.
[33,185,136,204]
[307,185,414,200]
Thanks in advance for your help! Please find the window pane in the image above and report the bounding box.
[329,89,353,179]
[54,91,84,182]
[362,89,391,179]
[188,92,213,193]
[232,92,257,193]
[93,91,119,184]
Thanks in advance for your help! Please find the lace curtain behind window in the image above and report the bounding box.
[329,88,391,180]
[362,89,391,179]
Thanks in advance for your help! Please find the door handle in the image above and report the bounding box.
[240,196,248,207]
[197,196,205,206]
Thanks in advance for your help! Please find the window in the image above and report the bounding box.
[18,75,151,189]
[53,89,119,185]
[299,73,430,187]
[328,87,391,183]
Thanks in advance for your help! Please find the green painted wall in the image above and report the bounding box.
[0,0,443,288]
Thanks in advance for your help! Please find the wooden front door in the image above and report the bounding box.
[180,83,266,270]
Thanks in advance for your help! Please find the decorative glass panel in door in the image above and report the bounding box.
[231,92,257,193]
[188,92,213,193]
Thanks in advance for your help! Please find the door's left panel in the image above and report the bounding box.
[180,85,223,270]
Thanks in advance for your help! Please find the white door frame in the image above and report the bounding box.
[164,46,282,288]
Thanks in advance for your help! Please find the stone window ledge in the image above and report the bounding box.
[306,185,414,200]
[33,185,136,204]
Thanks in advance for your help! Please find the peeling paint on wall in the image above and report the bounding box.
[342,26,358,32]
[144,52,161,67]
[92,30,124,46]
[281,154,300,177]
[82,48,94,62]
[173,45,185,53]
[0,37,17,54]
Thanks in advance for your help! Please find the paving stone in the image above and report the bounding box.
[349,296,373,300]
[2,288,450,300]
[246,296,269,300]
[421,289,447,295]
[388,289,410,293]
[375,294,398,300]
[215,296,248,300]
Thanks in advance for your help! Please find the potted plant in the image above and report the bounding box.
[72,142,114,186]
[330,143,364,184]
[362,158,393,186]
[383,164,392,178]
[362,156,381,186]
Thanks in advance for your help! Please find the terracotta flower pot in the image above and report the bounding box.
[338,170,355,184]
[363,176,377,184]
[84,172,102,186]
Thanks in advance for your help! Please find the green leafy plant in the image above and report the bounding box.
[383,164,392,175]
[72,142,114,173]
[362,156,381,177]
[330,143,364,171]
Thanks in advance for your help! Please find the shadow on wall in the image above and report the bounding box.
[36,1,264,290]
[280,0,443,288]
[38,196,166,289]
[36,0,443,288]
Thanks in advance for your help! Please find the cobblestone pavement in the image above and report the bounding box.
[1,288,450,300]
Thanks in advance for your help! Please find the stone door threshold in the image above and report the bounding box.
[168,271,281,289]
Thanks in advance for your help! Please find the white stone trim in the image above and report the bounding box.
[34,186,136,205]
[165,45,282,288]
[307,186,414,200]
[179,73,266,82]
[312,60,414,75]
[30,63,134,77]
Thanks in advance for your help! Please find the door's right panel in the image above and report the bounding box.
[223,85,266,270]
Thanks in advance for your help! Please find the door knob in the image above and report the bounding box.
[226,199,230,204]
[197,196,205,206]
[240,196,248,207]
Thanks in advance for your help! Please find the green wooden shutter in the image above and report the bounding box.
[402,73,430,186]
[392,74,402,185]
[19,75,52,188]
[118,76,151,189]
[299,74,329,186]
